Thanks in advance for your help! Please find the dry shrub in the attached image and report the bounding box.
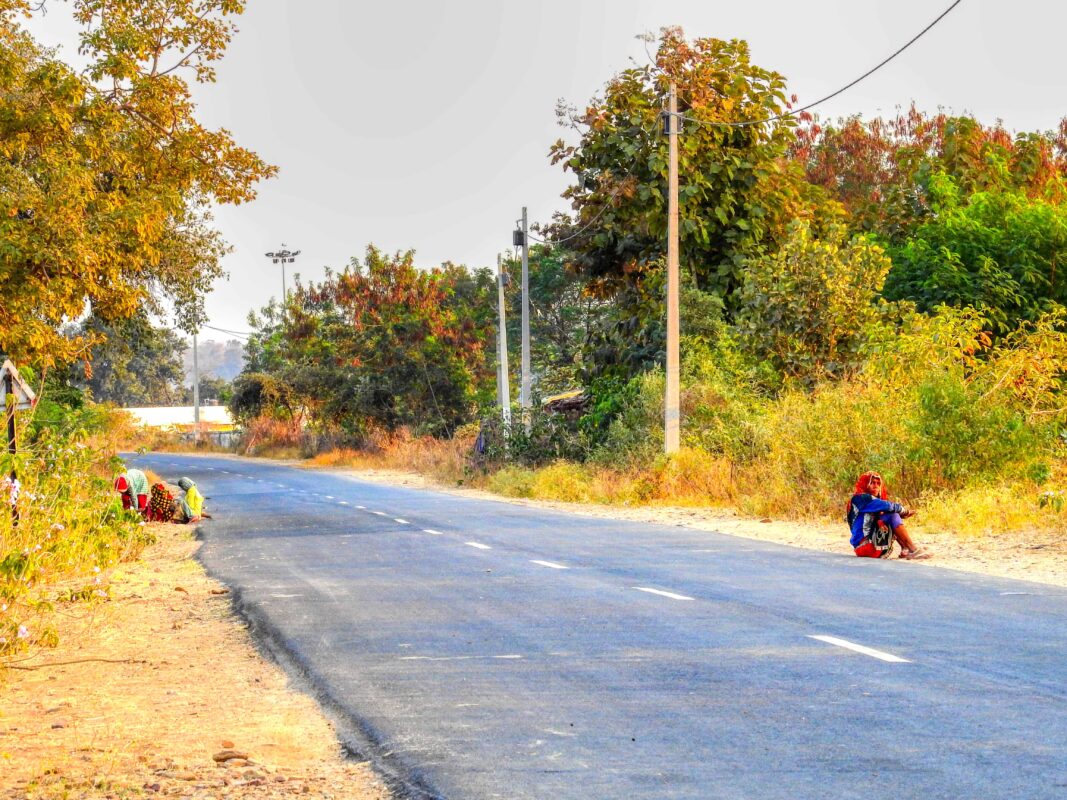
[240,415,302,455]
[529,462,595,503]
[487,466,536,498]
[650,449,737,506]
[918,482,1067,537]
[305,426,477,485]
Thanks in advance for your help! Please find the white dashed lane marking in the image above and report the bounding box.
[398,654,523,662]
[808,635,911,663]
[531,560,569,570]
[372,511,388,517]
[394,518,410,524]
[465,542,491,550]
[634,587,694,601]
[356,505,366,509]
[423,529,444,535]
[338,501,349,506]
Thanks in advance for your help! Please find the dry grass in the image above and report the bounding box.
[0,522,390,800]
[306,429,474,485]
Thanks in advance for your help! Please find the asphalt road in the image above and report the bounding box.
[130,453,1067,800]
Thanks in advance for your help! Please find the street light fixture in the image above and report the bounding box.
[264,244,301,306]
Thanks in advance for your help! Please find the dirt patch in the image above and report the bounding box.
[321,466,1067,589]
[1,523,391,800]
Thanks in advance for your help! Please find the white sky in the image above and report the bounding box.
[23,0,1067,336]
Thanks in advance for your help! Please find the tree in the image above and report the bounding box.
[0,1,274,367]
[882,175,1067,334]
[243,247,495,439]
[736,221,893,382]
[69,312,186,405]
[792,107,1067,242]
[502,244,611,395]
[548,27,830,301]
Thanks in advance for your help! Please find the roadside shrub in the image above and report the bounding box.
[528,462,595,503]
[1,417,150,659]
[487,466,536,498]
[651,449,737,505]
[736,221,894,382]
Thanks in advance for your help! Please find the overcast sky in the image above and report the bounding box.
[25,0,1067,337]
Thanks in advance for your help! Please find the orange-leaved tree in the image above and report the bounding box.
[0,0,275,367]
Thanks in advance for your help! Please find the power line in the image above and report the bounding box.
[200,324,250,339]
[683,0,965,130]
[526,0,965,247]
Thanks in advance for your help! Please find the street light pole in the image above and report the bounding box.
[264,244,301,310]
[664,82,681,454]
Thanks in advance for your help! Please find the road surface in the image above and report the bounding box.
[130,453,1067,800]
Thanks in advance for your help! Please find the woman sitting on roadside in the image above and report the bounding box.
[846,471,927,560]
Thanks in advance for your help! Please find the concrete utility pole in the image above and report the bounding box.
[496,253,511,425]
[519,207,532,419]
[191,332,201,443]
[664,83,681,454]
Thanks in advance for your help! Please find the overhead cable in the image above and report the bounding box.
[683,0,965,129]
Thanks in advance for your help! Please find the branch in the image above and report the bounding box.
[4,656,150,670]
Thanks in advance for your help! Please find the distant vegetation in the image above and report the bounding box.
[232,28,1067,536]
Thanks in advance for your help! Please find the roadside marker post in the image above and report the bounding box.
[0,358,36,526]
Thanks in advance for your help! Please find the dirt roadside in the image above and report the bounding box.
[1,522,390,800]
[319,466,1067,590]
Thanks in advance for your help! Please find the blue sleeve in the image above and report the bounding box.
[858,498,903,515]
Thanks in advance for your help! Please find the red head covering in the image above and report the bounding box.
[114,475,129,493]
[854,471,887,500]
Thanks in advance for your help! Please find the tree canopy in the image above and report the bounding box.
[0,0,274,367]
[239,247,495,439]
[549,27,831,301]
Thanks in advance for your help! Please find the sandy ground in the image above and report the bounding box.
[321,466,1067,590]
[0,523,390,800]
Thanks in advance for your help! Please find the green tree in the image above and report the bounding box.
[502,244,611,395]
[736,221,893,382]
[69,312,186,405]
[0,0,274,366]
[242,247,495,440]
[185,375,232,406]
[882,175,1067,333]
[549,27,830,300]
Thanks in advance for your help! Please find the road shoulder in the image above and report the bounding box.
[1,522,391,800]
[314,465,1067,590]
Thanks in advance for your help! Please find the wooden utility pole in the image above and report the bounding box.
[665,82,681,453]
[496,253,512,425]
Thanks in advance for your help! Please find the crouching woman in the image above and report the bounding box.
[175,477,206,524]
